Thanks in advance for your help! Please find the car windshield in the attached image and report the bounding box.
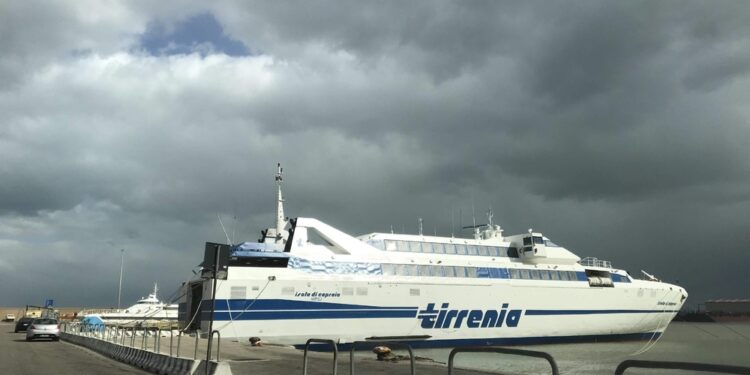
[32,319,57,325]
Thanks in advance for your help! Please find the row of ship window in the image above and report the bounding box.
[380,263,584,281]
[369,240,520,257]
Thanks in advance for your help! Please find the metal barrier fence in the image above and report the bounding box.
[448,347,559,375]
[210,330,221,362]
[348,341,415,375]
[303,338,339,375]
[62,322,193,361]
[615,360,750,375]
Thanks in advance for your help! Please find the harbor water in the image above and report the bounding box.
[411,322,750,374]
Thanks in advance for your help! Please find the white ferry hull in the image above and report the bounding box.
[196,270,683,347]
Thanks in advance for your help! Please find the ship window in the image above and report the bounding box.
[343,287,354,296]
[395,264,407,275]
[466,267,477,278]
[397,241,408,251]
[356,287,368,296]
[508,247,519,258]
[568,271,578,281]
[430,266,443,277]
[444,266,457,277]
[467,245,478,255]
[454,266,467,277]
[455,244,467,255]
[385,240,397,251]
[523,237,532,246]
[282,287,295,295]
[558,271,568,281]
[369,240,385,250]
[406,265,418,276]
[433,243,445,254]
[418,265,429,276]
[410,288,420,296]
[540,271,550,280]
[421,243,434,253]
[534,237,545,244]
[530,270,539,279]
[445,244,457,254]
[409,241,422,253]
[550,271,560,280]
[382,264,397,275]
[510,269,519,279]
[230,286,246,300]
[521,269,531,279]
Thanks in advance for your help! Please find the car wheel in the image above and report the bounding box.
[53,337,59,341]
[25,337,32,342]
[14,329,18,333]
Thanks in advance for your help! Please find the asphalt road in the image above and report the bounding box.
[0,322,148,375]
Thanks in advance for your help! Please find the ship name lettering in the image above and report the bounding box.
[417,303,522,329]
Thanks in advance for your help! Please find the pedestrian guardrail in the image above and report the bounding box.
[303,338,339,375]
[448,347,559,375]
[615,360,750,374]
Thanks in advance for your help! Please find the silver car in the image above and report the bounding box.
[25,318,60,341]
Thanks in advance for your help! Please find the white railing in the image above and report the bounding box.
[579,257,612,269]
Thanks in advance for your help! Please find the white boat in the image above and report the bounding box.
[179,165,687,348]
[83,284,177,324]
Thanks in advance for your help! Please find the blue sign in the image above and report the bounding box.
[44,299,54,307]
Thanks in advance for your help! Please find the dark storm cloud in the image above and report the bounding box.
[1,1,749,308]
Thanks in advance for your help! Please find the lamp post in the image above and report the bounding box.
[117,249,124,310]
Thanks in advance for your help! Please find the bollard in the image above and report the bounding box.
[142,328,148,350]
[169,329,174,357]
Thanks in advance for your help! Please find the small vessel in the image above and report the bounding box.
[179,165,687,348]
[83,284,177,324]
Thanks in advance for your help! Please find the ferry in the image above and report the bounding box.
[179,165,687,348]
[82,284,177,324]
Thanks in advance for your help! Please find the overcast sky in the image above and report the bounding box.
[1,1,749,309]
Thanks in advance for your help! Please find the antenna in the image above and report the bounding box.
[471,198,476,229]
[390,225,394,234]
[217,213,232,244]
[418,217,423,236]
[487,207,494,228]
[231,214,237,245]
[451,206,455,238]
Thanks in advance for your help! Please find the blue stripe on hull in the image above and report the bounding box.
[297,332,663,351]
[203,299,678,321]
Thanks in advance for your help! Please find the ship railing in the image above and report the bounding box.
[348,341,415,375]
[578,257,612,269]
[448,347,559,375]
[615,359,750,374]
[303,339,339,375]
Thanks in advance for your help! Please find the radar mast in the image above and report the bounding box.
[275,163,286,243]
